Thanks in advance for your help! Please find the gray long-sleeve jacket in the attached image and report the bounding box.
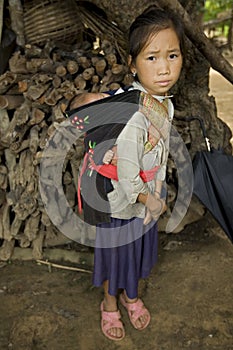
[108,83,174,219]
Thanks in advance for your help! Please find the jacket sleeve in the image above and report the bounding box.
[116,111,149,204]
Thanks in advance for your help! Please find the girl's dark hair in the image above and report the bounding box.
[128,7,185,63]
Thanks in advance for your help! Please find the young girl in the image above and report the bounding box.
[86,7,184,341]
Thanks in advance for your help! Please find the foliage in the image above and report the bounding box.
[204,0,232,37]
[204,0,232,21]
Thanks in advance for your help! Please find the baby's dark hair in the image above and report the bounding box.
[129,7,185,63]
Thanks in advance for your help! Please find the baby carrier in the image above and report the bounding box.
[66,89,170,225]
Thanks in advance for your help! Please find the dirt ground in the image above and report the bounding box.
[0,56,233,350]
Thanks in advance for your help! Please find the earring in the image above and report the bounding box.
[132,71,136,77]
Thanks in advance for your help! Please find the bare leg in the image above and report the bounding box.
[102,280,124,339]
[103,280,118,311]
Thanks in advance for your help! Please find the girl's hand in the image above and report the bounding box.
[103,150,114,164]
[143,209,152,225]
[145,193,167,220]
[103,146,118,165]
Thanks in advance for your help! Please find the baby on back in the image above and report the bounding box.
[70,92,118,165]
[70,92,109,110]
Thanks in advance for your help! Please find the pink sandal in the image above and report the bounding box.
[100,301,125,341]
[119,294,151,330]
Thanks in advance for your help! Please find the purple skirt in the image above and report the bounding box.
[92,217,158,299]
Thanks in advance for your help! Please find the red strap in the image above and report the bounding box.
[89,159,118,180]
[77,152,89,214]
[78,156,160,213]
[89,158,159,182]
[140,166,160,182]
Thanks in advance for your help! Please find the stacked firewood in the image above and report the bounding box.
[0,39,134,261]
[0,37,206,262]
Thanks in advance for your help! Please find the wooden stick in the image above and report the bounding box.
[36,259,93,274]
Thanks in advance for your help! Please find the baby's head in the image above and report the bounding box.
[70,92,109,110]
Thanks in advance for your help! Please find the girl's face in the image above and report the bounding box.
[130,28,183,96]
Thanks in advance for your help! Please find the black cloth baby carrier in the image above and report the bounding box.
[66,89,169,225]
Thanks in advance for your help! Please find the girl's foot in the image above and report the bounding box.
[120,292,151,330]
[100,301,125,341]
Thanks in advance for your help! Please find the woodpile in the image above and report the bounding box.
[0,38,135,261]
